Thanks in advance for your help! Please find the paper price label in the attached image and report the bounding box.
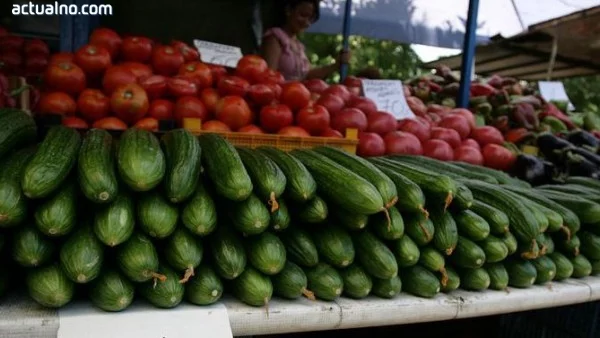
[361,79,415,120]
[193,39,243,68]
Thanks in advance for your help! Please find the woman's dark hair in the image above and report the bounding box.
[275,0,321,27]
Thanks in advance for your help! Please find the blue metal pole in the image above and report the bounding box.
[59,0,74,52]
[457,0,480,108]
[339,0,352,82]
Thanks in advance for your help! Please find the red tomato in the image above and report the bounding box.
[23,53,47,75]
[0,35,25,53]
[431,127,461,149]
[323,84,351,104]
[102,65,137,95]
[62,116,88,129]
[343,76,362,88]
[0,27,7,37]
[406,96,427,116]
[119,62,152,79]
[482,144,516,171]
[208,64,227,84]
[438,114,471,140]
[92,117,128,130]
[38,92,77,116]
[0,51,23,74]
[44,61,86,96]
[89,28,122,59]
[423,139,454,161]
[167,77,197,97]
[171,40,200,63]
[77,89,110,122]
[278,126,310,137]
[148,99,174,120]
[238,124,264,134]
[110,83,149,124]
[217,76,250,97]
[321,128,344,138]
[121,36,153,63]
[236,55,268,83]
[316,93,345,116]
[134,117,159,132]
[281,81,311,111]
[49,52,74,65]
[178,61,213,89]
[367,111,396,136]
[200,88,220,115]
[428,112,442,125]
[174,96,208,122]
[348,97,377,116]
[397,118,431,143]
[331,108,368,133]
[138,75,167,99]
[151,46,184,76]
[454,146,484,165]
[259,104,293,133]
[74,44,112,78]
[461,138,481,151]
[257,69,285,85]
[303,79,329,94]
[384,131,423,155]
[427,103,451,115]
[215,96,253,130]
[24,39,49,57]
[416,116,434,129]
[267,83,282,100]
[296,104,330,135]
[202,120,231,132]
[248,84,275,106]
[471,126,505,147]
[357,132,386,157]
[450,108,476,130]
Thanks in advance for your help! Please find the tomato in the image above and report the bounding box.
[38,92,77,116]
[24,39,49,57]
[167,77,197,97]
[279,81,310,111]
[62,116,89,129]
[208,64,227,84]
[321,128,343,138]
[74,44,112,78]
[348,97,377,116]
[0,35,25,53]
[431,127,461,149]
[384,131,423,155]
[178,61,213,89]
[236,55,268,83]
[173,96,208,123]
[200,88,220,115]
[0,51,22,74]
[102,65,137,95]
[357,132,386,157]
[121,36,153,63]
[266,83,282,100]
[461,138,481,151]
[482,144,516,171]
[316,93,345,116]
[217,76,250,97]
[278,126,310,137]
[119,62,152,79]
[77,89,110,122]
[257,69,285,85]
[427,103,451,115]
[89,28,122,59]
[148,99,174,120]
[397,118,431,143]
[438,114,471,140]
[365,111,395,136]
[92,117,128,130]
[324,85,351,104]
[331,108,368,133]
[110,83,149,124]
[134,117,159,132]
[139,75,167,99]
[258,104,292,133]
[171,40,200,63]
[151,45,184,76]
[471,126,505,147]
[44,61,86,96]
[23,53,48,75]
[302,79,328,94]
[450,108,476,130]
[454,146,484,165]
[202,120,231,132]
[416,116,434,129]
[423,139,454,161]
[247,84,275,106]
[215,96,253,130]
[238,124,264,134]
[49,52,74,65]
[406,96,427,116]
[296,104,330,135]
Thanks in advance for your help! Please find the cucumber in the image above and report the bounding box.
[0,147,35,228]
[279,227,319,267]
[453,210,490,242]
[537,189,600,224]
[405,212,435,247]
[93,191,135,247]
[116,128,165,192]
[579,231,600,260]
[403,265,441,298]
[353,230,398,279]
[451,236,486,269]
[430,208,458,255]
[501,232,518,255]
[591,259,600,275]
[518,239,541,260]
[372,276,402,299]
[246,231,286,275]
[460,268,490,291]
[165,228,203,283]
[161,128,202,203]
[479,235,509,263]
[78,129,118,204]
[330,208,369,231]
[258,146,316,203]
[237,147,286,211]
[451,161,531,187]
[548,252,574,281]
[556,233,580,257]
[26,264,74,308]
[391,235,420,267]
[514,194,549,234]
[506,259,537,288]
[89,269,134,312]
[117,233,163,283]
[295,195,328,224]
[34,181,77,237]
[185,264,223,306]
[565,176,600,189]
[571,254,592,278]
[340,264,373,299]
[210,227,247,280]
[305,263,344,301]
[230,194,270,235]
[440,266,460,293]
[198,134,253,201]
[11,226,54,268]
[139,265,184,309]
[452,183,474,210]
[419,246,448,285]
[271,261,312,300]
[371,164,426,214]
[391,155,499,183]
[270,198,290,231]
[313,224,355,268]
[486,263,509,291]
[470,200,509,235]
[230,267,273,307]
[60,227,104,284]
[532,256,557,284]
[0,109,37,159]
[137,191,178,239]
[181,184,217,237]
[538,185,600,203]
[371,206,404,241]
[537,233,555,255]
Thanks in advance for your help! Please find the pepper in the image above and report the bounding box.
[567,112,586,128]
[510,95,542,108]
[427,81,442,93]
[511,103,539,130]
[493,104,514,118]
[492,116,510,133]
[486,74,504,89]
[441,97,456,108]
[441,82,459,96]
[470,83,497,97]
[538,103,577,130]
[583,111,600,132]
[413,81,431,101]
[469,95,489,106]
[488,90,511,107]
[541,116,568,133]
[504,128,534,145]
[474,102,493,118]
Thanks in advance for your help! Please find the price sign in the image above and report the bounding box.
[193,39,243,68]
[361,79,415,120]
[538,81,575,110]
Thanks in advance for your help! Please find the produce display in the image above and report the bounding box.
[1,107,599,312]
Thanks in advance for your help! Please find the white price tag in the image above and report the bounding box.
[361,79,415,120]
[538,81,575,110]
[193,39,243,68]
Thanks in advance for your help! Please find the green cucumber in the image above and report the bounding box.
[0,147,35,228]
[353,230,398,279]
[280,227,319,267]
[340,264,373,299]
[403,265,441,298]
[271,261,311,300]
[89,269,134,312]
[460,268,490,291]
[479,235,509,263]
[93,191,135,247]
[11,226,54,268]
[454,210,490,242]
[419,247,449,286]
[372,276,402,299]
[441,266,460,293]
[405,212,435,247]
[537,233,555,255]
[34,181,77,237]
[565,176,600,189]
[181,183,217,237]
[304,263,343,301]
[430,208,458,255]
[78,129,118,203]
[537,189,600,224]
[161,128,202,203]
[452,183,474,210]
[486,263,509,291]
[117,233,162,283]
[532,256,557,284]
[313,224,355,268]
[165,228,203,283]
[392,155,499,183]
[26,264,74,308]
[210,227,247,280]
[451,161,531,187]
[230,267,273,307]
[391,235,420,268]
[116,128,165,192]
[501,232,518,255]
[0,109,37,159]
[548,252,574,281]
[330,208,369,231]
[556,233,580,257]
[60,227,104,284]
[470,200,509,235]
[579,231,600,260]
[137,191,178,239]
[591,259,600,275]
[371,164,426,214]
[270,198,290,231]
[237,147,286,211]
[506,259,537,288]
[371,206,404,241]
[571,254,592,278]
[185,264,223,306]
[258,146,316,203]
[295,195,328,224]
[230,193,270,235]
[139,265,184,309]
[246,231,286,275]
[451,236,486,269]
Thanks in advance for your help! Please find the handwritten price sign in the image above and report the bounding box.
[361,80,415,120]
[193,40,243,68]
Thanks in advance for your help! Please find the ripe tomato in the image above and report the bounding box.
[397,118,431,143]
[296,104,330,135]
[202,120,231,132]
[134,117,159,132]
[236,55,268,83]
[450,108,477,130]
[0,35,24,53]
[266,83,282,100]
[119,62,152,79]
[259,104,293,133]
[171,40,199,63]
[321,128,343,138]
[77,89,110,122]
[178,61,213,89]
[215,96,253,131]
[121,36,153,63]
[102,65,137,95]
[438,114,471,140]
[49,52,74,65]
[406,96,427,116]
[200,88,220,115]
[367,111,396,135]
[331,108,368,133]
[427,103,451,115]
[256,69,285,85]
[62,116,88,129]
[423,139,454,161]
[148,99,174,120]
[304,79,329,94]
[139,75,167,99]
[0,51,22,74]
[174,96,208,122]
[74,44,112,78]
[277,126,310,137]
[23,53,47,75]
[280,81,310,111]
[110,83,149,124]
[316,93,345,116]
[431,127,461,149]
[24,39,49,57]
[348,97,377,116]
[217,76,250,97]
[238,124,264,134]
[208,64,227,84]
[38,92,77,115]
[44,61,86,96]
[92,116,128,130]
[89,28,122,60]
[357,132,386,157]
[482,144,516,171]
[248,84,275,106]
[471,126,505,147]
[343,75,362,88]
[167,77,197,97]
[384,131,423,155]
[462,138,481,151]
[323,84,351,104]
[151,45,184,76]
[454,145,484,165]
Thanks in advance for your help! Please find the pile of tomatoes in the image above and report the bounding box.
[0,27,50,78]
